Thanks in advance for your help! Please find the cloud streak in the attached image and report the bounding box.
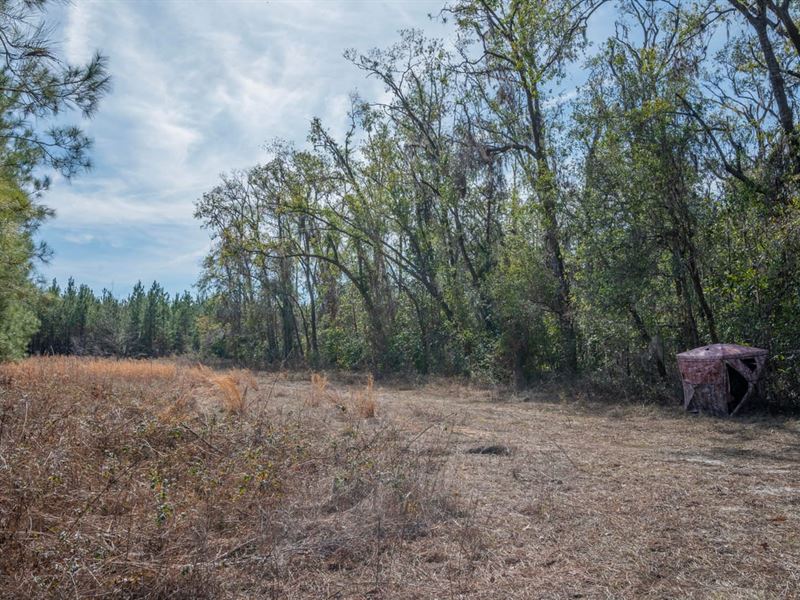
[39,0,448,295]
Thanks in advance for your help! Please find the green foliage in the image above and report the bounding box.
[0,293,38,360]
[320,326,365,371]
[0,1,110,184]
[0,180,43,360]
[183,1,800,405]
[185,1,800,406]
[29,281,200,359]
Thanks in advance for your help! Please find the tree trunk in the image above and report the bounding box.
[524,77,578,372]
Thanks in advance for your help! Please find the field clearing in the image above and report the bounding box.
[1,358,799,598]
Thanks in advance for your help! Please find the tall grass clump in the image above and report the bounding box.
[308,372,377,418]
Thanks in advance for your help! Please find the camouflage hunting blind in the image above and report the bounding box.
[677,344,767,417]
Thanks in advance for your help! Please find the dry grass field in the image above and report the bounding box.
[1,357,799,598]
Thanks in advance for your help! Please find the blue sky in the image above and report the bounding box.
[36,0,450,296]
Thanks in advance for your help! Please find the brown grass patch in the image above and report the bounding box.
[308,372,377,419]
[351,374,376,418]
[308,371,328,407]
[3,358,799,598]
[0,358,456,598]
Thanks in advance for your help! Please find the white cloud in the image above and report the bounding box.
[40,0,450,294]
[47,182,205,228]
[63,1,92,63]
[543,88,579,109]
[62,232,95,245]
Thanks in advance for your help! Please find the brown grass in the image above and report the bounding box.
[308,372,377,418]
[0,356,255,417]
[0,358,455,598]
[2,358,800,598]
[308,371,328,407]
[352,374,377,419]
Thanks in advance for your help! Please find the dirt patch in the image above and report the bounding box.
[277,375,800,598]
[466,445,512,456]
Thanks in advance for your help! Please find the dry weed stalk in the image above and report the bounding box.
[309,372,328,407]
[206,370,256,415]
[352,374,377,418]
[308,372,377,419]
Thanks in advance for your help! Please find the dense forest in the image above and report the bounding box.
[3,1,800,404]
[28,280,201,358]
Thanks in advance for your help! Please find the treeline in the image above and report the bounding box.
[193,1,800,401]
[29,280,201,358]
[3,0,800,405]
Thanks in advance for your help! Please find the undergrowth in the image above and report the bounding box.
[0,358,458,598]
